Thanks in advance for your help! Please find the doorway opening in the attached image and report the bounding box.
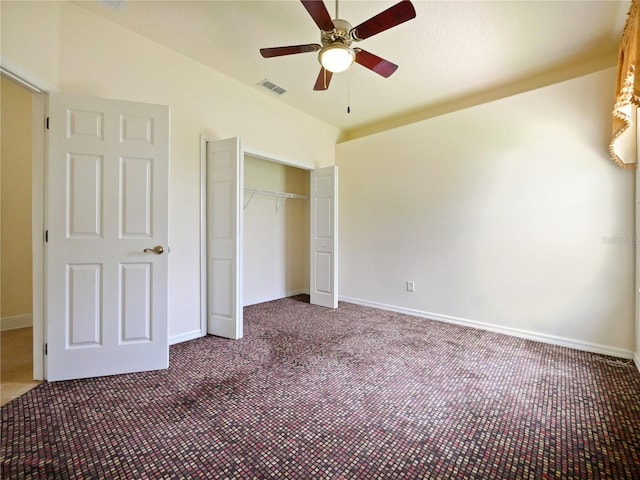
[1,60,59,387]
[0,75,42,403]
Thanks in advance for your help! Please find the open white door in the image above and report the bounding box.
[46,93,169,381]
[310,166,338,308]
[206,137,243,339]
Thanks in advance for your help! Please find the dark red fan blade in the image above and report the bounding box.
[301,0,335,32]
[313,67,333,90]
[355,49,398,78]
[260,44,321,58]
[351,0,416,40]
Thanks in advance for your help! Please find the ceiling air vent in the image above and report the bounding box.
[98,0,124,10]
[258,79,287,95]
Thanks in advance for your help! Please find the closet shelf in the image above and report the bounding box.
[244,188,308,211]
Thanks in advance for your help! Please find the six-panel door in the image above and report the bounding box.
[46,93,169,381]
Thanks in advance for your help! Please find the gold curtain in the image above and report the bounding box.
[610,0,640,169]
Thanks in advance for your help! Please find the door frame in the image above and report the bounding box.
[1,59,59,380]
[199,136,314,336]
[636,127,640,371]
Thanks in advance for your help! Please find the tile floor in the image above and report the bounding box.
[1,327,41,406]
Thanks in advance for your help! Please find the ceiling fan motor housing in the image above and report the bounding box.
[321,18,354,47]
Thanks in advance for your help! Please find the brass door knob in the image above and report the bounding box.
[143,245,164,255]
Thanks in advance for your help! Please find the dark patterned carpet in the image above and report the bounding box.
[2,295,640,479]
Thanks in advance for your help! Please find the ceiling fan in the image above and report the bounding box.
[259,0,416,91]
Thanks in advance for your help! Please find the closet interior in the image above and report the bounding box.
[243,155,310,306]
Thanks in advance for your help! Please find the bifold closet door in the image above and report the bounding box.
[310,166,338,308]
[206,137,243,339]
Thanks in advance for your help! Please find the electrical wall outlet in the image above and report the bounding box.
[406,281,415,292]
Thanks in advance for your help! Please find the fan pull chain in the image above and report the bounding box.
[347,70,351,114]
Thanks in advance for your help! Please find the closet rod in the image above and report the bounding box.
[244,187,308,211]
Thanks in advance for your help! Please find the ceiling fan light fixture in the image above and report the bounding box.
[319,43,355,73]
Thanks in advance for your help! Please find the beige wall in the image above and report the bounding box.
[0,1,60,85]
[1,1,339,342]
[243,156,309,305]
[1,76,33,321]
[337,67,635,357]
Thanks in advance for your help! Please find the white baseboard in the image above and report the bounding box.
[169,329,203,345]
[1,314,33,331]
[634,352,640,374]
[339,296,635,360]
[243,289,308,307]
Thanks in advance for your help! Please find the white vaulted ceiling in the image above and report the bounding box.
[78,1,628,138]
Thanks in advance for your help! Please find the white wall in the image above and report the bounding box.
[243,156,310,306]
[337,67,635,357]
[1,1,339,343]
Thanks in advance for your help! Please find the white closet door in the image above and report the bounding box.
[46,92,169,381]
[206,137,243,338]
[310,166,338,308]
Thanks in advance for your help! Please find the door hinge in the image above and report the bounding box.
[44,343,48,355]
[45,230,48,243]
[45,117,50,130]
